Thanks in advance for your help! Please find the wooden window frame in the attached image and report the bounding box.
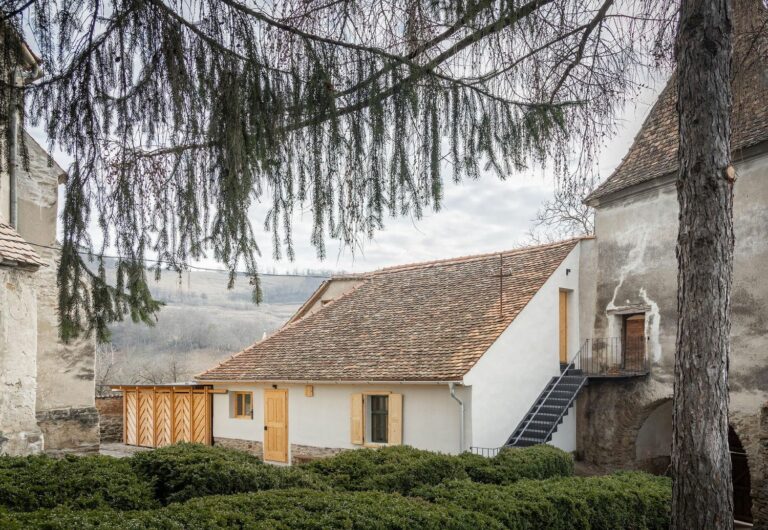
[233,391,253,419]
[367,394,389,445]
[354,391,402,448]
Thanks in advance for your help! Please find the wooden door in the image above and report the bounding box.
[623,314,646,372]
[559,290,569,363]
[172,391,191,443]
[263,389,288,462]
[138,390,155,447]
[191,391,210,444]
[124,389,138,445]
[154,391,173,447]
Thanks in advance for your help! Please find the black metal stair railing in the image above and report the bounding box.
[578,336,650,377]
[469,337,650,456]
[506,340,587,447]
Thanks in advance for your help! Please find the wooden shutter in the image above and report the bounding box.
[388,393,403,446]
[350,393,364,445]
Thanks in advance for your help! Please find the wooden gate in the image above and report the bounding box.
[115,385,219,448]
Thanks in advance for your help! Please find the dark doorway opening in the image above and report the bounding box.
[730,426,753,524]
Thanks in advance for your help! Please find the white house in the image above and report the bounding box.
[196,238,591,463]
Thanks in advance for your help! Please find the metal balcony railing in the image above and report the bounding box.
[577,336,649,377]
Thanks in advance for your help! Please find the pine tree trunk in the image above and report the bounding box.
[672,0,734,528]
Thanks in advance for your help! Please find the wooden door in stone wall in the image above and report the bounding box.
[623,314,646,373]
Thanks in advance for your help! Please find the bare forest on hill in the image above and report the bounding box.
[96,263,327,393]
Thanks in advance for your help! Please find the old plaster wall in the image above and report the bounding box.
[0,267,43,455]
[578,150,768,524]
[3,133,100,454]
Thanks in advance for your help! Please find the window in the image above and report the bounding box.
[367,395,389,443]
[350,393,402,446]
[232,391,253,419]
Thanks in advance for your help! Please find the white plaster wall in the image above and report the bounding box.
[212,382,470,459]
[0,267,43,455]
[463,244,582,450]
[549,408,576,452]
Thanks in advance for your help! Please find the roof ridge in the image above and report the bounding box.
[371,237,586,275]
[196,237,582,383]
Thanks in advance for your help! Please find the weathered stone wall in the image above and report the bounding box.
[95,396,123,443]
[579,150,768,525]
[0,130,99,455]
[0,267,43,455]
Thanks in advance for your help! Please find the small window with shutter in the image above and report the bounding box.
[350,393,402,446]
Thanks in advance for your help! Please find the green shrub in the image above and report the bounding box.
[459,445,574,484]
[413,471,672,530]
[302,445,469,494]
[0,454,156,512]
[0,489,505,530]
[130,443,326,504]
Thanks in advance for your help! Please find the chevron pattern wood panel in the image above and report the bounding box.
[155,391,173,447]
[138,390,155,447]
[173,392,191,443]
[191,392,209,444]
[119,386,213,448]
[125,390,138,445]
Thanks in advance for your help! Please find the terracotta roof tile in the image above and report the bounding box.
[197,238,580,382]
[588,0,768,202]
[0,223,44,268]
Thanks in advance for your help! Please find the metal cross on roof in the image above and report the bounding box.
[490,253,515,319]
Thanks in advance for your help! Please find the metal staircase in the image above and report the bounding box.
[505,363,587,447]
[471,337,650,455]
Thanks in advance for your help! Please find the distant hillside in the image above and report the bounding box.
[97,264,327,391]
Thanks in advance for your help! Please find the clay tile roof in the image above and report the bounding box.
[197,238,580,383]
[0,223,44,269]
[587,0,768,203]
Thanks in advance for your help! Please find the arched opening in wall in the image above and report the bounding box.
[634,406,753,524]
[634,400,672,475]
[730,426,752,525]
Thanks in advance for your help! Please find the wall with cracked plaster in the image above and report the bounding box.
[578,149,768,525]
[0,131,99,455]
[0,268,43,455]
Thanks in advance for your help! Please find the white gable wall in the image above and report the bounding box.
[212,382,470,459]
[463,243,582,451]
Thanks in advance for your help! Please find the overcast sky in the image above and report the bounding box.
[30,79,664,276]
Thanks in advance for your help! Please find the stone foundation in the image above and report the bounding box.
[213,438,344,464]
[214,437,264,458]
[95,396,123,443]
[37,406,100,455]
[290,443,344,464]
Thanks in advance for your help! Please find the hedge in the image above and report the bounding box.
[303,445,574,494]
[413,472,672,530]
[302,446,470,494]
[459,445,574,484]
[130,443,327,504]
[0,489,505,530]
[0,454,156,512]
